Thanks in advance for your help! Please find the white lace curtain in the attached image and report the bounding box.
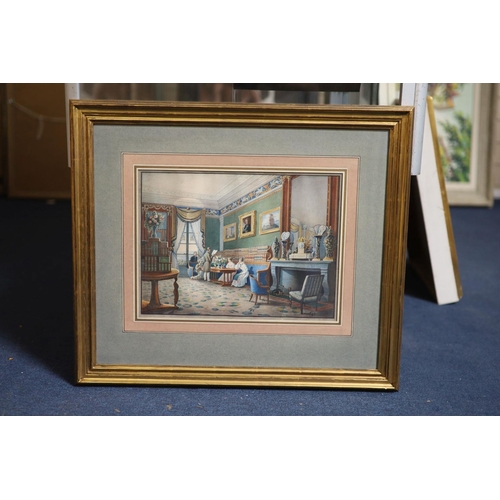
[171,219,186,270]
[190,218,205,255]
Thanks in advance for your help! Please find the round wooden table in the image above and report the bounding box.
[142,268,179,314]
[210,267,237,286]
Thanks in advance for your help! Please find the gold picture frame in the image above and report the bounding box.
[238,210,256,239]
[223,222,237,242]
[259,207,281,235]
[70,100,413,389]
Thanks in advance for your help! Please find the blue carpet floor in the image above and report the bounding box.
[1,197,499,416]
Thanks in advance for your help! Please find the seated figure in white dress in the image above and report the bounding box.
[218,258,236,282]
[231,257,249,287]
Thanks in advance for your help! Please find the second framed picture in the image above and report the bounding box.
[427,83,494,206]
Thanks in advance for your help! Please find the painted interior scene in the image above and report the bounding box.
[140,172,342,319]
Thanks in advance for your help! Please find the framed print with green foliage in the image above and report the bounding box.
[70,100,413,390]
[427,83,494,206]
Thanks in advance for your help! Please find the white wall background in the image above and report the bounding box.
[291,176,328,228]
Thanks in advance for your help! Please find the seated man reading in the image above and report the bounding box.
[188,251,198,278]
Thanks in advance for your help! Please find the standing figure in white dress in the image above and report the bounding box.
[231,257,249,287]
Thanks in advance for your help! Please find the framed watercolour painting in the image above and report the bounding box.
[427,83,494,206]
[70,101,414,389]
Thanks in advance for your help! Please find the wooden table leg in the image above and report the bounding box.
[149,280,162,309]
[143,277,179,314]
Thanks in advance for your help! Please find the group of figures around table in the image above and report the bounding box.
[189,247,249,287]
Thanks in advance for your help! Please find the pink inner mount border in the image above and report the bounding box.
[122,154,359,336]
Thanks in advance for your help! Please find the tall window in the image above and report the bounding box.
[171,208,205,270]
[176,222,197,267]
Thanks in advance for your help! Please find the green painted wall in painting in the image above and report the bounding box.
[223,190,282,250]
[205,216,220,251]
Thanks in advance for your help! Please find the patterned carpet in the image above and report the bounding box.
[142,276,334,318]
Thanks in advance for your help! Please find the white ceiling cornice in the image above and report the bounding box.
[142,173,280,210]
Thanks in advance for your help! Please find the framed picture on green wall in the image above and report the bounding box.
[223,222,237,242]
[260,207,280,235]
[239,210,256,238]
[71,100,413,390]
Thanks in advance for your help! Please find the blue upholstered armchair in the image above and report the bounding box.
[249,263,273,305]
[289,274,324,314]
